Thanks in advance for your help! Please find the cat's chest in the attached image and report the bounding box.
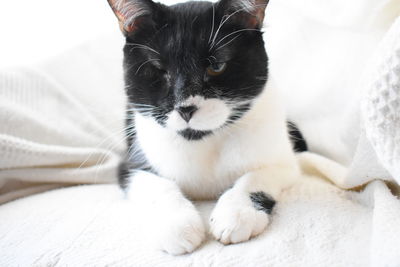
[135,116,251,199]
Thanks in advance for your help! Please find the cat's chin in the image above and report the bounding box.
[178,129,213,141]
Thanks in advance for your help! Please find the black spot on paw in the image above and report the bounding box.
[250,192,276,214]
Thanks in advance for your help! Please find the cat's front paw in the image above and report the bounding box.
[209,190,272,245]
[155,208,205,255]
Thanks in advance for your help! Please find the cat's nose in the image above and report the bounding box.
[177,105,197,122]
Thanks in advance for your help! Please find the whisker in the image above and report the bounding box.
[74,126,132,172]
[208,3,216,44]
[126,42,160,55]
[213,29,261,51]
[209,3,267,51]
[215,34,242,51]
[135,59,160,75]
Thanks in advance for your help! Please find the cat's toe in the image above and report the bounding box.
[210,192,271,245]
[156,210,205,255]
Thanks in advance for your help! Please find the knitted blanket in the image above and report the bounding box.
[0,0,399,203]
[0,0,400,265]
[1,177,399,266]
[0,35,126,203]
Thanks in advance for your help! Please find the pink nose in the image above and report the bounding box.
[177,105,197,122]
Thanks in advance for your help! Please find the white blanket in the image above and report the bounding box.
[1,176,399,266]
[1,0,400,265]
[0,0,399,202]
[0,34,126,203]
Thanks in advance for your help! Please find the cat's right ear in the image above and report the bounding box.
[216,0,269,29]
[107,0,156,36]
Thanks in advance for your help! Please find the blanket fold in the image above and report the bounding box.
[0,0,400,265]
[0,37,126,203]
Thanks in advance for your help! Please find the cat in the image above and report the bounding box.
[108,0,301,255]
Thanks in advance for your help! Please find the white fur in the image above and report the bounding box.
[129,81,300,253]
[166,96,231,131]
[127,171,205,255]
[166,110,187,131]
[135,82,299,200]
[210,188,270,244]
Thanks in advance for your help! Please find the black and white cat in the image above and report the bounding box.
[108,0,301,255]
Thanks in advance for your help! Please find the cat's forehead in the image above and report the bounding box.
[154,3,215,58]
[169,1,213,19]
[163,2,214,41]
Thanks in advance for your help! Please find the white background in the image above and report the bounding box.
[0,0,185,68]
[0,0,113,67]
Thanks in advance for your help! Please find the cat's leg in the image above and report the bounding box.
[126,171,205,255]
[210,165,299,244]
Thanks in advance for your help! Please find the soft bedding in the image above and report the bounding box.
[0,0,400,265]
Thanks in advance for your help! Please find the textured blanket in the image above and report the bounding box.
[0,35,126,203]
[1,0,400,265]
[1,175,399,266]
[0,0,399,203]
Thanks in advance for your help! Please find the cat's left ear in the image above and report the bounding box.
[217,0,269,29]
[107,0,156,35]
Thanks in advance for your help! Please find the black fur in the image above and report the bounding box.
[119,108,154,189]
[287,121,308,152]
[118,160,133,188]
[250,191,276,214]
[112,0,269,186]
[121,0,268,137]
[179,129,212,140]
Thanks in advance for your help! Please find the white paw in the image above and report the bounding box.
[210,191,270,245]
[155,208,205,255]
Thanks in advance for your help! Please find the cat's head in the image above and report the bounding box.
[108,0,269,140]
